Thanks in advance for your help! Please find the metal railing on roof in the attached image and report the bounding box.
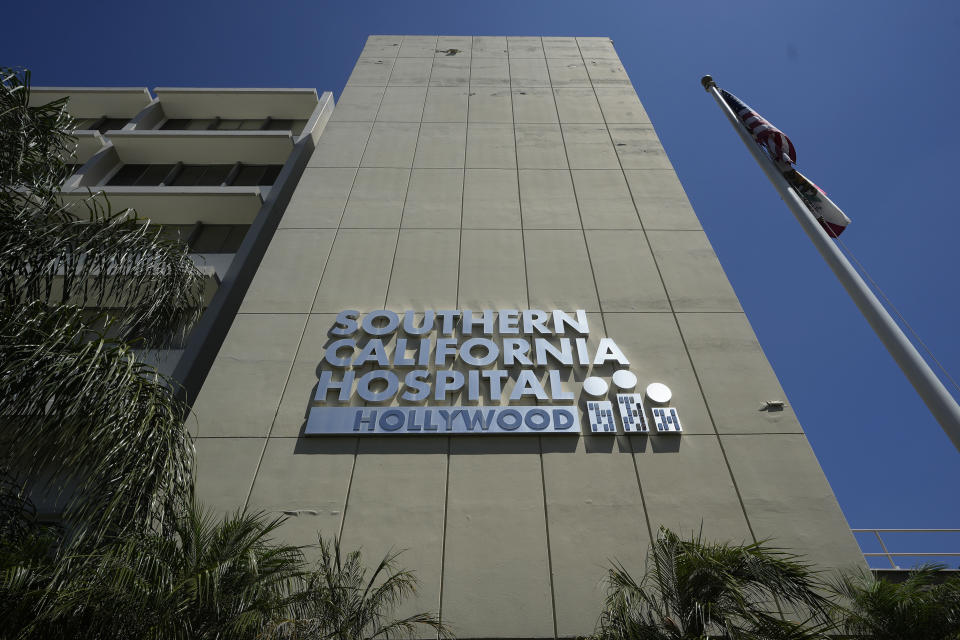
[853,529,960,569]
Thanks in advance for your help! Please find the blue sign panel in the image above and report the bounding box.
[306,406,580,435]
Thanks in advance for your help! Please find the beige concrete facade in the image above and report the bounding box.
[191,36,865,638]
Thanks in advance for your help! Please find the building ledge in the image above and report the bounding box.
[104,130,294,164]
[70,130,108,164]
[59,186,264,225]
[154,88,319,119]
[29,87,153,117]
[49,264,219,309]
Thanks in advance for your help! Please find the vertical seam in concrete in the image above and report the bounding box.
[537,435,559,640]
[529,37,559,640]
[626,434,656,542]
[546,42,605,316]
[383,37,432,307]
[512,48,531,309]
[439,34,463,631]
[580,40,758,543]
[442,36,473,632]
[455,40,471,310]
[437,431,453,630]
[337,437,362,539]
[241,53,389,514]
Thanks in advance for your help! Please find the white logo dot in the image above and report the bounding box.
[583,376,609,397]
[612,369,638,390]
[646,382,672,404]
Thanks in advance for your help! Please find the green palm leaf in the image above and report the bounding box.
[831,565,960,639]
[592,527,833,640]
[0,301,194,536]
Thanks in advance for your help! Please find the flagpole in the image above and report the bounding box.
[701,75,960,453]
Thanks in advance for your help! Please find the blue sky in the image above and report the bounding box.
[6,0,959,566]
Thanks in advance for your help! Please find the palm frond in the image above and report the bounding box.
[36,504,305,640]
[292,536,452,640]
[592,527,835,640]
[830,565,960,640]
[1,187,206,345]
[0,301,194,536]
[0,67,75,197]
[1,67,206,345]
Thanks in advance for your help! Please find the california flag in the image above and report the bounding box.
[783,169,851,237]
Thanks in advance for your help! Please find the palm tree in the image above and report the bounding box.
[275,537,452,640]
[591,527,833,640]
[830,565,960,639]
[13,503,302,639]
[0,467,64,636]
[3,493,449,640]
[0,67,206,536]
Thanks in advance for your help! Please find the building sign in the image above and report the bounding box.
[305,309,682,436]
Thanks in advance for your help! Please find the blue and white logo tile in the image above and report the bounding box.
[616,393,648,433]
[651,407,682,433]
[587,400,616,433]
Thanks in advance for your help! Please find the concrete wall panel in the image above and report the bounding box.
[623,169,702,231]
[330,86,385,122]
[360,122,419,167]
[339,168,409,228]
[194,437,266,511]
[339,437,448,618]
[519,169,580,229]
[572,169,641,229]
[516,123,568,169]
[307,121,372,167]
[388,58,433,86]
[459,229,527,309]
[279,167,356,229]
[524,229,600,311]
[423,86,469,122]
[586,232,669,312]
[468,87,513,123]
[240,229,335,313]
[462,168,521,228]
[442,437,555,638]
[542,436,651,637]
[722,434,866,570]
[634,434,754,543]
[430,57,471,86]
[595,87,650,124]
[403,168,463,228]
[465,123,516,168]
[676,313,804,434]
[386,229,460,310]
[312,229,399,313]
[512,87,558,124]
[647,230,742,312]
[191,313,305,437]
[377,86,427,122]
[246,436,357,550]
[554,87,605,123]
[414,122,467,168]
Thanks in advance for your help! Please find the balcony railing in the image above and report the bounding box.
[853,528,960,569]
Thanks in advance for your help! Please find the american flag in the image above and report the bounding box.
[720,89,796,166]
